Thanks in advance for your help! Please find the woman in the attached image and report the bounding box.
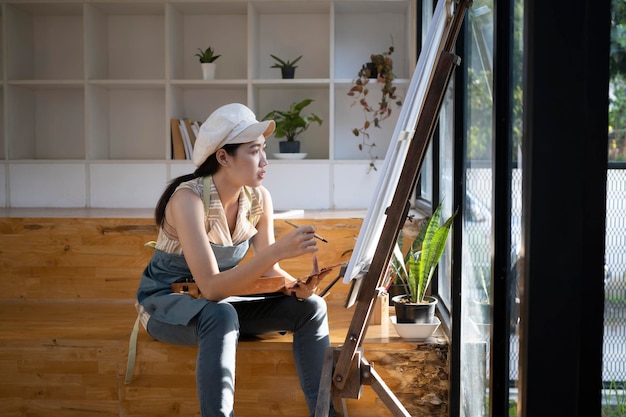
[135,103,334,417]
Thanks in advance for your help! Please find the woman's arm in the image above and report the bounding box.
[168,187,318,301]
[252,186,322,299]
[251,186,295,280]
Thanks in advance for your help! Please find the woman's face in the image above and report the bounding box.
[228,134,268,187]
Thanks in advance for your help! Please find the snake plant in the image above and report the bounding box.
[393,202,457,303]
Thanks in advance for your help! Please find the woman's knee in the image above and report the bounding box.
[306,295,328,318]
[293,295,330,339]
[296,295,329,328]
[196,301,239,336]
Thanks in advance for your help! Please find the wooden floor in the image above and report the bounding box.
[0,215,449,417]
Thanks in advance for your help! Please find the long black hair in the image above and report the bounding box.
[154,143,242,228]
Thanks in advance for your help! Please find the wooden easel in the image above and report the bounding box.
[314,1,471,415]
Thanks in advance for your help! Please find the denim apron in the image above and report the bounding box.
[136,241,250,326]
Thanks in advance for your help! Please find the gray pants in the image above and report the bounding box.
[146,294,333,417]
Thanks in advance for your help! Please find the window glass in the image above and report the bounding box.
[603,0,626,413]
[418,0,435,204]
[437,81,455,307]
[458,1,524,415]
[510,0,524,411]
[460,2,494,416]
[609,0,626,162]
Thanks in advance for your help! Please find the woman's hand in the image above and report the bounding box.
[274,225,319,260]
[284,255,333,300]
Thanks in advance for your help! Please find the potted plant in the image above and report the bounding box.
[385,229,421,306]
[194,47,221,80]
[391,202,457,324]
[347,45,403,171]
[270,54,302,79]
[262,98,323,154]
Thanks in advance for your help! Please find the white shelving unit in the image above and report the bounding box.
[0,0,416,210]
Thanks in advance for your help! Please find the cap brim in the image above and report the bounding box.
[229,119,276,144]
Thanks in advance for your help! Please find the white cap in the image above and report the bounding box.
[192,103,275,167]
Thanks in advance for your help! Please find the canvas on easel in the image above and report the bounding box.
[314,1,471,416]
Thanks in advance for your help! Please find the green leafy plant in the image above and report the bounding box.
[392,203,457,304]
[270,54,302,69]
[194,47,221,64]
[262,99,323,142]
[348,44,402,170]
[602,380,626,417]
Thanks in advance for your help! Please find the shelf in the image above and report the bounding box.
[0,0,416,209]
[252,79,332,88]
[251,1,331,81]
[169,84,248,132]
[334,1,414,80]
[0,88,4,160]
[7,84,85,160]
[256,86,330,159]
[170,79,248,86]
[8,80,84,87]
[85,3,166,80]
[168,2,248,81]
[87,80,166,87]
[87,85,166,160]
[6,3,84,81]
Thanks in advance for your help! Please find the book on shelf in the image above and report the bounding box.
[191,120,201,139]
[170,118,186,160]
[184,119,197,149]
[179,119,193,159]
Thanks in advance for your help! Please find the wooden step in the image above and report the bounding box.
[0,301,448,417]
[0,216,360,303]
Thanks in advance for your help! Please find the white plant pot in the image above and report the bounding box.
[201,63,216,80]
[390,316,441,341]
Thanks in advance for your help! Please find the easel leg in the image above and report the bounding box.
[332,396,348,417]
[315,347,335,417]
[316,348,411,417]
[361,358,411,417]
[315,347,350,417]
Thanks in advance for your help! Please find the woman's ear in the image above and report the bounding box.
[215,149,229,166]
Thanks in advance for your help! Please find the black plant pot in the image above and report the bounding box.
[387,283,407,306]
[365,62,378,79]
[392,295,438,324]
[281,67,295,79]
[279,140,300,153]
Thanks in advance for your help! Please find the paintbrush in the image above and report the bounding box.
[284,220,328,243]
